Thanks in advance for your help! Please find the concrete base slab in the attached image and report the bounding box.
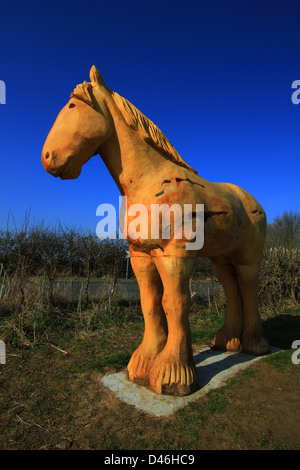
[101,346,281,417]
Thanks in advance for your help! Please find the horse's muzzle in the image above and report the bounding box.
[41,150,59,176]
[41,150,72,178]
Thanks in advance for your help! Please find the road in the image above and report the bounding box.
[1,278,220,302]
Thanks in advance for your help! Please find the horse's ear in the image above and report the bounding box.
[90,65,106,87]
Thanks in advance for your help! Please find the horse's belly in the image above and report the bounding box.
[198,211,246,257]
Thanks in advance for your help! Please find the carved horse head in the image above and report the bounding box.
[41,66,113,179]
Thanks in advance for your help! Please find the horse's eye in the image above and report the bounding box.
[69,103,76,108]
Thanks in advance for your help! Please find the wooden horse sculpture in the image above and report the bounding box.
[42,66,269,396]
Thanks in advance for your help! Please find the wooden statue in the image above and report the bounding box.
[42,66,269,396]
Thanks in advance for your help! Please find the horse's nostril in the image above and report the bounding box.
[45,152,50,160]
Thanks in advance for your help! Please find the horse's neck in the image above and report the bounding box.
[99,96,171,199]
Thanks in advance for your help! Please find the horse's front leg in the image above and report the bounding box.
[149,257,199,396]
[127,255,168,385]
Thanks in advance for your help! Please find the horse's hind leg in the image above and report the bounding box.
[211,264,243,352]
[148,257,199,396]
[127,255,168,385]
[235,264,269,355]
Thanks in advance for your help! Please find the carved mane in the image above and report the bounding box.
[111,92,197,174]
[71,81,95,108]
[71,81,198,174]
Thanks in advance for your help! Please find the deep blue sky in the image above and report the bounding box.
[0,0,299,232]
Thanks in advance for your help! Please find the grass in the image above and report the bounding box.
[0,291,300,450]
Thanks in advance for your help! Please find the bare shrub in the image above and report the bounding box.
[265,211,300,250]
[259,247,300,309]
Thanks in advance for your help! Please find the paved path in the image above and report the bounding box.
[101,346,281,417]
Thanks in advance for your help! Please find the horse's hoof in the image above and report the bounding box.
[126,371,149,386]
[127,341,166,384]
[160,381,199,396]
[211,326,242,353]
[241,329,269,355]
[149,353,199,396]
[127,353,152,385]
